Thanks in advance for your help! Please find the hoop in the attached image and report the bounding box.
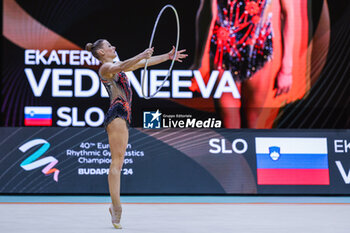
[141,4,180,99]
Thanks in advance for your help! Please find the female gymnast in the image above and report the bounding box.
[86,39,187,229]
[188,0,322,128]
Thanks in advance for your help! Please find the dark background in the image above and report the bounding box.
[1,0,350,128]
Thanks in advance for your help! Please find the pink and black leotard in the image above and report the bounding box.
[100,71,132,128]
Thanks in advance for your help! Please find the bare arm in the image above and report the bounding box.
[100,48,153,79]
[124,46,188,72]
[192,0,214,69]
[276,0,300,96]
[280,0,296,75]
[124,54,169,72]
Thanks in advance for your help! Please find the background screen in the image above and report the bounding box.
[1,0,349,129]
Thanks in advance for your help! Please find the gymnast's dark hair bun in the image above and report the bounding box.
[85,43,93,51]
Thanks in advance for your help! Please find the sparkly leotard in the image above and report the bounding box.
[210,0,273,81]
[100,71,132,128]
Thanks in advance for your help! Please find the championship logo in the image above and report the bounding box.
[19,139,60,182]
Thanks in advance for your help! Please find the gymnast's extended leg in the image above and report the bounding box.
[106,117,129,228]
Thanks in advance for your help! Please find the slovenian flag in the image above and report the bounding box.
[255,137,329,185]
[24,106,52,126]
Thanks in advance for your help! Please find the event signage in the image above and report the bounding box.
[0,127,349,194]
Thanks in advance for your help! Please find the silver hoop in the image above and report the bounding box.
[141,4,180,99]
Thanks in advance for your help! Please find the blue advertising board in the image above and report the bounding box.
[0,127,349,194]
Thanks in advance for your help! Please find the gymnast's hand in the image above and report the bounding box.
[141,47,154,59]
[275,70,292,97]
[168,46,188,62]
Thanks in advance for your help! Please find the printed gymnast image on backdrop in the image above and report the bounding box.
[1,0,348,129]
[186,0,332,129]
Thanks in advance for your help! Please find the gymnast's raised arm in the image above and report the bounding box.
[86,39,154,79]
[125,46,188,72]
[86,39,187,79]
[100,48,154,79]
